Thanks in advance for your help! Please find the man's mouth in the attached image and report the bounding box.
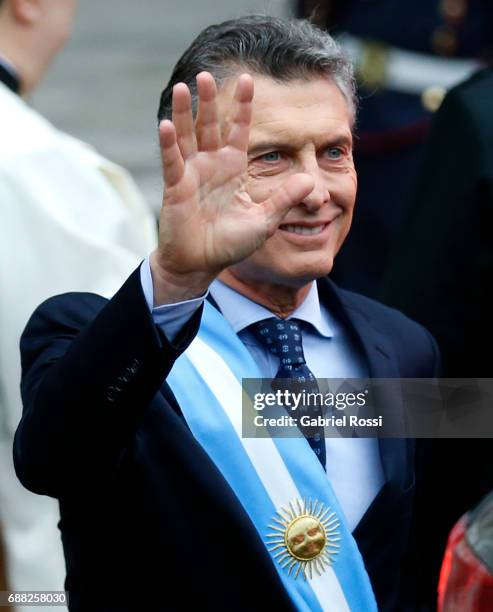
[279,223,328,236]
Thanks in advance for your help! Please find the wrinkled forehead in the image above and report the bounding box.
[218,72,353,122]
[216,72,354,131]
[216,73,354,149]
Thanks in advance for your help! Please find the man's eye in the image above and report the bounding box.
[260,151,281,163]
[326,147,343,160]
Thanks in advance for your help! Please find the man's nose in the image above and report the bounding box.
[299,161,330,212]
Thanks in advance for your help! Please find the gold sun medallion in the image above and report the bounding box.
[265,499,341,580]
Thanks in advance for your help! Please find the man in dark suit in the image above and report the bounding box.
[15,16,439,611]
[382,67,493,610]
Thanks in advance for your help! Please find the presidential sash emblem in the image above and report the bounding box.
[266,498,341,580]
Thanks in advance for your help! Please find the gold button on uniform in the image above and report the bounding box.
[422,85,447,112]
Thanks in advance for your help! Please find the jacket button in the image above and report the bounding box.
[105,385,120,402]
[128,358,140,375]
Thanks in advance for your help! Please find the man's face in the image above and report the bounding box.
[218,74,356,289]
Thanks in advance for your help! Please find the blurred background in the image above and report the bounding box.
[31,0,290,215]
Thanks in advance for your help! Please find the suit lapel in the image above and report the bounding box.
[317,277,413,491]
[316,277,399,377]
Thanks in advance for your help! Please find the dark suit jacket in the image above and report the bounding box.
[382,67,493,610]
[14,269,439,612]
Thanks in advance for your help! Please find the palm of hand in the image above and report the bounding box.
[161,145,267,275]
[157,72,313,281]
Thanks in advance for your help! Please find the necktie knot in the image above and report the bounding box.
[252,317,310,376]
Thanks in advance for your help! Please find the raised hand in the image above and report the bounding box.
[150,72,313,305]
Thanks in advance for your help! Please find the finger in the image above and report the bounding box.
[159,120,185,187]
[172,83,198,159]
[225,73,253,152]
[195,72,222,151]
[262,174,315,230]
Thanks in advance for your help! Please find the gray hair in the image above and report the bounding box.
[157,15,356,124]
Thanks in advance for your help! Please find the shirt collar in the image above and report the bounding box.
[210,279,334,339]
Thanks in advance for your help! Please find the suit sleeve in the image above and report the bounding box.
[14,267,202,497]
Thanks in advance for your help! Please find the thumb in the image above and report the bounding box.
[262,173,315,232]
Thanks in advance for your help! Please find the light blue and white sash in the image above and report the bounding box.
[167,302,377,612]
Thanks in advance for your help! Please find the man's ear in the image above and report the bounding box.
[8,0,42,25]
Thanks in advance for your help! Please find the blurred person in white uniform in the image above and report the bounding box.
[0,0,157,606]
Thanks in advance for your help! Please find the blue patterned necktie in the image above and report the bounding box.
[251,318,326,469]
